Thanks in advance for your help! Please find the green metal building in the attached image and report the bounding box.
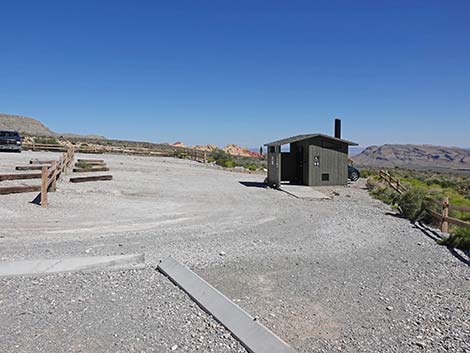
[264,120,358,188]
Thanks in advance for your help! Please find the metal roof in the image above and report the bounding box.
[264,134,358,147]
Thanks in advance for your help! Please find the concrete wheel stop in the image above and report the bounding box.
[0,254,145,277]
[158,256,297,353]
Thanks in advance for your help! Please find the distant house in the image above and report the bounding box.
[264,119,358,188]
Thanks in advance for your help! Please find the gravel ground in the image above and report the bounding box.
[1,151,469,353]
[0,268,246,353]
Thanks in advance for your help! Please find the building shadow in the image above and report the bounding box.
[239,181,268,189]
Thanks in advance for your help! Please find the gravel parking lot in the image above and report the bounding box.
[1,151,469,353]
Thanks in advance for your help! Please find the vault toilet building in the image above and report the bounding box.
[265,119,358,188]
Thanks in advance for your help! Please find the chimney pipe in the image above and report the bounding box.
[334,118,341,139]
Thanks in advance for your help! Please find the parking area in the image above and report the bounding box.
[1,151,469,352]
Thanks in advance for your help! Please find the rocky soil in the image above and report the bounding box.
[0,151,469,353]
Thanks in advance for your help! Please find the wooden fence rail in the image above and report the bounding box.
[76,144,208,162]
[427,197,470,231]
[378,170,408,194]
[378,170,470,232]
[22,143,67,152]
[24,141,215,164]
[33,145,75,207]
[0,144,75,206]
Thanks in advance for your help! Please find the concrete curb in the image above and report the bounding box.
[0,254,145,277]
[157,256,297,353]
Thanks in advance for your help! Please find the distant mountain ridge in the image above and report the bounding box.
[352,144,470,170]
[0,113,106,139]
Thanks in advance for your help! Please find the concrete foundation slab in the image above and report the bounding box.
[0,254,145,277]
[158,256,297,353]
[280,184,330,199]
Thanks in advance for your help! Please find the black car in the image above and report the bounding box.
[0,130,22,152]
[348,165,360,181]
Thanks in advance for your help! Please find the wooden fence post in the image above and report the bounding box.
[204,152,207,163]
[40,166,48,207]
[441,197,449,233]
[50,161,57,192]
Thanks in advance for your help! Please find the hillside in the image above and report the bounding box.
[0,113,105,139]
[352,144,470,171]
[0,114,55,136]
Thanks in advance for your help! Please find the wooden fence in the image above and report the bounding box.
[23,142,208,163]
[378,170,470,232]
[77,144,208,162]
[0,145,75,207]
[378,170,408,194]
[427,198,470,232]
[22,142,67,152]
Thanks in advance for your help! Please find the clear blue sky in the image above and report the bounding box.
[1,1,469,148]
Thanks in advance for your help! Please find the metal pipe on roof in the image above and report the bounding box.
[334,118,341,139]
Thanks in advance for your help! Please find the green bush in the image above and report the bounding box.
[215,159,227,167]
[360,169,377,178]
[247,164,257,171]
[210,149,230,161]
[397,188,427,221]
[438,227,470,250]
[174,150,189,159]
[224,160,235,168]
[370,186,399,205]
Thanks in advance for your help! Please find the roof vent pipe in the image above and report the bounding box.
[334,118,341,139]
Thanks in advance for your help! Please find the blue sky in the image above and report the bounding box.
[1,1,469,148]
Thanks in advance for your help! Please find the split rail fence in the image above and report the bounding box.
[378,170,470,232]
[0,145,75,207]
[22,142,208,163]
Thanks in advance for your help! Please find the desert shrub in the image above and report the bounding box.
[360,169,377,178]
[34,136,59,145]
[425,177,456,189]
[438,227,470,250]
[370,186,399,205]
[247,164,257,171]
[413,174,426,182]
[215,158,226,167]
[397,188,427,221]
[75,161,92,169]
[224,160,235,168]
[174,150,189,159]
[210,149,229,161]
[365,177,381,190]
